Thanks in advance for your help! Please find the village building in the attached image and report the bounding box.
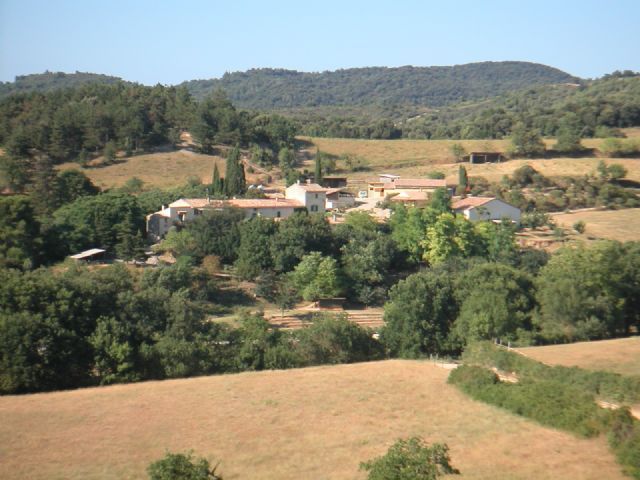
[463,151,505,164]
[367,177,450,199]
[452,196,521,223]
[284,180,327,213]
[388,190,430,207]
[227,198,301,219]
[146,180,329,241]
[325,188,356,210]
[321,176,348,188]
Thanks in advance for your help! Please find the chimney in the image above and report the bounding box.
[296,180,300,185]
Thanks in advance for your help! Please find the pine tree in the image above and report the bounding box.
[212,163,222,195]
[315,150,323,184]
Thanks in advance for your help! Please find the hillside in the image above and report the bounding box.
[0,360,625,480]
[520,337,640,376]
[181,61,579,108]
[0,71,126,98]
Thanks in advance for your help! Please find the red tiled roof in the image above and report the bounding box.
[452,196,495,210]
[227,198,302,209]
[289,182,327,193]
[391,178,447,188]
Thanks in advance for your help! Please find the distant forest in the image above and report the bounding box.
[0,64,638,149]
[180,61,578,108]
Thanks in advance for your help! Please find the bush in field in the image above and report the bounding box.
[360,437,459,480]
[147,451,222,480]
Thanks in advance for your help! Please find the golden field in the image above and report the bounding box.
[58,150,226,190]
[0,360,626,480]
[551,208,640,243]
[520,337,640,376]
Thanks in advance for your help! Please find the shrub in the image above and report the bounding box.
[147,451,222,480]
[573,220,586,234]
[360,437,459,480]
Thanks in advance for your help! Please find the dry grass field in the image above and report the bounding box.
[306,136,640,187]
[0,361,626,480]
[520,337,640,376]
[52,133,640,192]
[58,150,226,190]
[551,208,640,243]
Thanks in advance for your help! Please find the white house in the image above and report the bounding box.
[146,181,330,241]
[452,197,521,223]
[226,198,301,219]
[146,198,224,242]
[285,181,327,213]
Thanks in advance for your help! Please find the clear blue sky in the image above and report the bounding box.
[1,0,638,85]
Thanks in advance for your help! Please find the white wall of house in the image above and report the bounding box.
[285,183,326,213]
[460,199,521,223]
[237,206,297,219]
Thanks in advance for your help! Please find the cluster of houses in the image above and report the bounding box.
[146,174,521,242]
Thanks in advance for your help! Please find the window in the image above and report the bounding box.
[315,193,318,199]
[311,205,318,212]
[276,211,281,218]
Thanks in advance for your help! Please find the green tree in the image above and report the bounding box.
[0,196,42,269]
[360,437,459,480]
[278,147,296,171]
[295,315,383,365]
[211,163,222,195]
[554,119,583,153]
[186,207,245,264]
[0,152,32,192]
[103,140,117,164]
[270,211,333,272]
[457,166,468,195]
[235,217,277,280]
[535,242,631,341]
[147,451,222,480]
[290,252,343,301]
[381,270,458,357]
[453,263,535,344]
[56,169,99,205]
[314,150,323,184]
[224,147,245,196]
[429,188,451,214]
[509,123,545,158]
[449,142,466,162]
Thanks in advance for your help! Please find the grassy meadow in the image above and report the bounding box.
[51,131,640,191]
[520,337,640,377]
[305,135,640,186]
[551,208,640,243]
[0,360,627,480]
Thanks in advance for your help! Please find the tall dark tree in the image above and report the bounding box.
[224,147,245,197]
[212,163,222,195]
[315,151,323,184]
[457,165,468,196]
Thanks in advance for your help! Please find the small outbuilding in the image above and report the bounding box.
[463,152,505,164]
[69,248,107,262]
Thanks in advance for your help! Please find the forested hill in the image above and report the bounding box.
[180,61,580,108]
[0,71,127,98]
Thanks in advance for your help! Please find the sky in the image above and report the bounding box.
[1,0,639,85]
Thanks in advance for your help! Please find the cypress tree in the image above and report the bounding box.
[458,165,468,194]
[212,163,222,195]
[224,147,245,196]
[315,150,323,184]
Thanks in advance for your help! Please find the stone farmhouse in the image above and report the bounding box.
[146,180,327,241]
[452,196,521,223]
